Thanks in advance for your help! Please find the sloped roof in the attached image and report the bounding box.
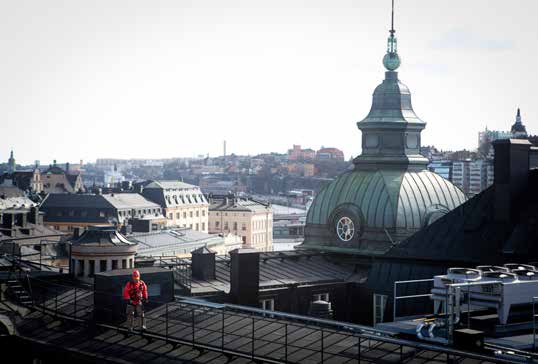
[102,193,160,210]
[144,180,197,190]
[386,169,538,264]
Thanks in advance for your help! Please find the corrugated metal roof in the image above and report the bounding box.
[305,169,465,231]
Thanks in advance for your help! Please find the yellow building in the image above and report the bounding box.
[208,195,273,252]
[142,180,209,232]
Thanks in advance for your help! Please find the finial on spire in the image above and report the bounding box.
[383,0,400,71]
[517,108,521,118]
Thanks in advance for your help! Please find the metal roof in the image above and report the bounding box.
[359,71,424,125]
[144,180,197,190]
[303,168,466,251]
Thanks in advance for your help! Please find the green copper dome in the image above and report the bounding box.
[302,169,466,255]
[299,1,467,255]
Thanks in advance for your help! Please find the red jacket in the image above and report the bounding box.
[123,280,148,305]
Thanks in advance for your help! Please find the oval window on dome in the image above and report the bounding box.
[336,216,355,242]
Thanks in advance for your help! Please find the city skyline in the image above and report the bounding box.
[1,0,537,165]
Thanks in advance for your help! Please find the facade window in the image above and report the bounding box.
[195,223,199,231]
[373,294,388,325]
[224,222,229,230]
[233,222,238,230]
[313,293,330,302]
[190,211,193,218]
[216,221,220,228]
[202,210,206,216]
[69,210,74,217]
[100,260,107,272]
[189,224,193,229]
[183,212,187,218]
[242,223,246,231]
[122,259,127,269]
[112,260,118,270]
[168,213,173,219]
[177,212,180,219]
[81,210,87,217]
[129,258,133,268]
[202,222,205,231]
[196,211,199,217]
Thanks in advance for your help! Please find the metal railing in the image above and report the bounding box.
[393,278,434,321]
[17,276,528,364]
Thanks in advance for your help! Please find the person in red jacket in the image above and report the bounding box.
[123,269,148,333]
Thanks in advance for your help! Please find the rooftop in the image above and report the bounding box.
[182,250,367,296]
[144,180,198,190]
[8,278,520,364]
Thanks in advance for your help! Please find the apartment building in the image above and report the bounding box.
[142,180,209,232]
[208,195,273,252]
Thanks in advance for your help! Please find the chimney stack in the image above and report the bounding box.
[191,247,216,280]
[229,248,259,306]
[493,139,531,223]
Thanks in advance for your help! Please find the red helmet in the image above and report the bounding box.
[132,269,140,280]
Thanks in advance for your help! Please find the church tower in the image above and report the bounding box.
[8,150,16,173]
[510,108,528,139]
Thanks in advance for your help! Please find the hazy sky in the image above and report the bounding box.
[1,0,537,165]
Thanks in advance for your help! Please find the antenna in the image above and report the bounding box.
[390,0,395,35]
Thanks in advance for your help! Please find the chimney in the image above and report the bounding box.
[191,247,216,280]
[229,248,259,306]
[493,139,531,223]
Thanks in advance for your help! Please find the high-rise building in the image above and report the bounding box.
[451,160,470,195]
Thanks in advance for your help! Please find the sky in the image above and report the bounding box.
[1,0,537,165]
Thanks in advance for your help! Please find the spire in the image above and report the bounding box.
[511,107,527,138]
[8,149,16,173]
[356,0,428,170]
[390,0,395,36]
[383,0,400,71]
